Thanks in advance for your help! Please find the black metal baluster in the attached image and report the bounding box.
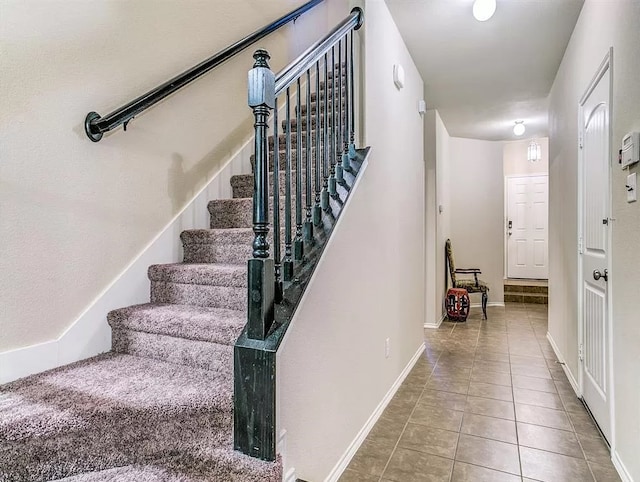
[321,53,330,211]
[313,60,322,226]
[333,40,344,183]
[283,88,293,281]
[341,36,351,173]
[328,46,337,198]
[349,30,357,159]
[294,78,304,260]
[304,69,313,241]
[272,99,282,302]
[247,49,275,340]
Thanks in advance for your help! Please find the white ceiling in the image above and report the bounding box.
[385,0,584,141]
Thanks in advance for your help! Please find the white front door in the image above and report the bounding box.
[506,175,549,279]
[579,53,612,442]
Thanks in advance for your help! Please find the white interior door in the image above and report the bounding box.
[506,175,549,279]
[579,56,611,442]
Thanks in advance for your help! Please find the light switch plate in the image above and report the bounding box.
[627,172,637,203]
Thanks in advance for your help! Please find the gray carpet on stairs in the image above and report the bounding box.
[0,73,346,481]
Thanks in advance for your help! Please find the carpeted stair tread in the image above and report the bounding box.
[148,263,246,287]
[108,303,245,346]
[56,448,281,482]
[0,352,232,444]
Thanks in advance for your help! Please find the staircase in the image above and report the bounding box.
[0,64,363,482]
[504,279,549,304]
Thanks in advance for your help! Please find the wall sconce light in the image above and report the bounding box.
[513,121,525,136]
[528,140,542,162]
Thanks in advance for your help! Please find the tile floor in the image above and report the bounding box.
[339,303,621,482]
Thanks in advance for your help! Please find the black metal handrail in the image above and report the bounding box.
[275,7,363,95]
[84,0,324,142]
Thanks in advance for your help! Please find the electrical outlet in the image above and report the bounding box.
[385,338,391,358]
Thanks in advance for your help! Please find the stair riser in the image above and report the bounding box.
[250,149,323,172]
[151,281,245,310]
[504,293,548,304]
[232,171,322,198]
[183,243,252,264]
[209,193,321,229]
[112,329,234,372]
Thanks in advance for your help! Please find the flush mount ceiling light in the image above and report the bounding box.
[513,121,526,136]
[528,140,542,162]
[473,0,497,21]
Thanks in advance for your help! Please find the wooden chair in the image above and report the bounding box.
[445,239,489,319]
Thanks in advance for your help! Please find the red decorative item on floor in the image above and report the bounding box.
[446,288,470,322]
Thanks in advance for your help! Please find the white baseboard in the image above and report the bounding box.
[546,332,580,396]
[612,450,634,482]
[324,342,425,482]
[0,137,255,385]
[424,313,446,329]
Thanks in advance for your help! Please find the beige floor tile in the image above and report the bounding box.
[520,446,593,482]
[473,360,511,374]
[451,462,521,482]
[515,404,573,431]
[514,387,564,409]
[425,377,470,395]
[589,461,622,482]
[382,447,453,482]
[410,404,463,432]
[468,381,513,401]
[419,389,467,411]
[338,468,380,482]
[346,439,394,477]
[366,414,406,447]
[465,395,515,420]
[512,374,557,393]
[578,432,612,465]
[517,422,583,458]
[475,351,510,363]
[455,434,520,475]
[398,423,459,459]
[470,369,512,387]
[460,412,517,443]
[511,364,551,379]
[509,355,548,367]
[567,410,601,437]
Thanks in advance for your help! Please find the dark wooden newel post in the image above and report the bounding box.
[235,49,277,461]
[247,49,275,340]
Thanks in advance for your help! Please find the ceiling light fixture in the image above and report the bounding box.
[513,121,525,136]
[473,0,497,22]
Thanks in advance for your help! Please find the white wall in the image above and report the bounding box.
[424,110,451,325]
[0,0,338,352]
[277,1,425,479]
[448,138,505,304]
[548,1,640,480]
[504,138,549,176]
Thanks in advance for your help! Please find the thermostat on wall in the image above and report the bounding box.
[621,131,640,168]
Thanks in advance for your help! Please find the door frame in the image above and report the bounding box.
[503,173,549,280]
[577,47,615,446]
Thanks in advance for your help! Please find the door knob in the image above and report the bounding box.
[593,269,608,282]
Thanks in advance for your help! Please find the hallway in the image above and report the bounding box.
[339,304,621,482]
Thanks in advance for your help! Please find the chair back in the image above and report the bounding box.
[445,239,457,287]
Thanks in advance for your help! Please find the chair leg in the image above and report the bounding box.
[482,292,488,320]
